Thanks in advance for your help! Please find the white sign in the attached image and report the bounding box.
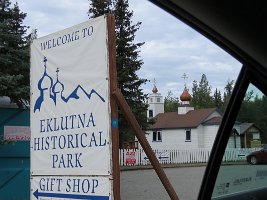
[30,15,112,199]
[143,151,170,163]
[4,126,30,140]
[31,176,110,200]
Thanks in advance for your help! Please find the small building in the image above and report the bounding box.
[240,123,266,148]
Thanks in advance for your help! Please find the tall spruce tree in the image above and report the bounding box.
[192,74,214,109]
[88,0,148,146]
[164,90,179,112]
[222,79,235,111]
[213,88,223,109]
[191,80,198,108]
[88,0,112,17]
[0,0,30,107]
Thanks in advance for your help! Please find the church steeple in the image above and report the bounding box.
[52,67,64,105]
[38,56,53,91]
[147,79,164,118]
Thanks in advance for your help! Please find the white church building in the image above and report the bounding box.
[144,83,240,150]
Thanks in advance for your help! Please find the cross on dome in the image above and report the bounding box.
[181,73,188,88]
[56,67,59,80]
[43,57,47,71]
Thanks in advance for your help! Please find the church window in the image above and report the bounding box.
[185,129,191,142]
[153,131,162,142]
[157,97,161,102]
[149,110,153,118]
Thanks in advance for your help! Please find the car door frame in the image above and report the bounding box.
[148,1,267,199]
[199,65,267,199]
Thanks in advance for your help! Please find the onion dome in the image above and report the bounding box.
[38,57,53,90]
[152,85,158,93]
[52,68,64,94]
[39,73,53,90]
[52,80,64,93]
[180,87,192,101]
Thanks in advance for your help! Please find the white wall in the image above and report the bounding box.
[142,124,221,150]
[197,125,204,148]
[144,128,199,149]
[227,136,241,149]
[203,125,218,149]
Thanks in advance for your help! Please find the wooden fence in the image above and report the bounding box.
[119,148,261,166]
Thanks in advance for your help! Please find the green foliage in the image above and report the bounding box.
[0,0,30,107]
[213,88,223,109]
[191,80,198,108]
[88,0,112,17]
[237,92,267,136]
[88,0,148,145]
[164,90,179,112]
[222,79,235,111]
[190,75,236,111]
[191,74,214,109]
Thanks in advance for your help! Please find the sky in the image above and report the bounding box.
[12,0,242,98]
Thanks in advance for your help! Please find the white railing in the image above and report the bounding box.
[119,148,261,166]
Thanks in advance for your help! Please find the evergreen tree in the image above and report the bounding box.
[233,86,267,144]
[255,96,267,135]
[88,0,148,146]
[0,0,30,107]
[164,90,179,112]
[88,0,112,17]
[237,92,267,135]
[191,80,198,108]
[199,74,214,108]
[222,79,235,110]
[191,74,214,109]
[213,88,223,109]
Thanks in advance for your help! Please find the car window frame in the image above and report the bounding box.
[199,65,267,199]
[148,1,267,199]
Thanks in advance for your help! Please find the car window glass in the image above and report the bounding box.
[212,83,267,199]
[121,2,243,199]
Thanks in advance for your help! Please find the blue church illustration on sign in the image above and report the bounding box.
[34,57,105,112]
